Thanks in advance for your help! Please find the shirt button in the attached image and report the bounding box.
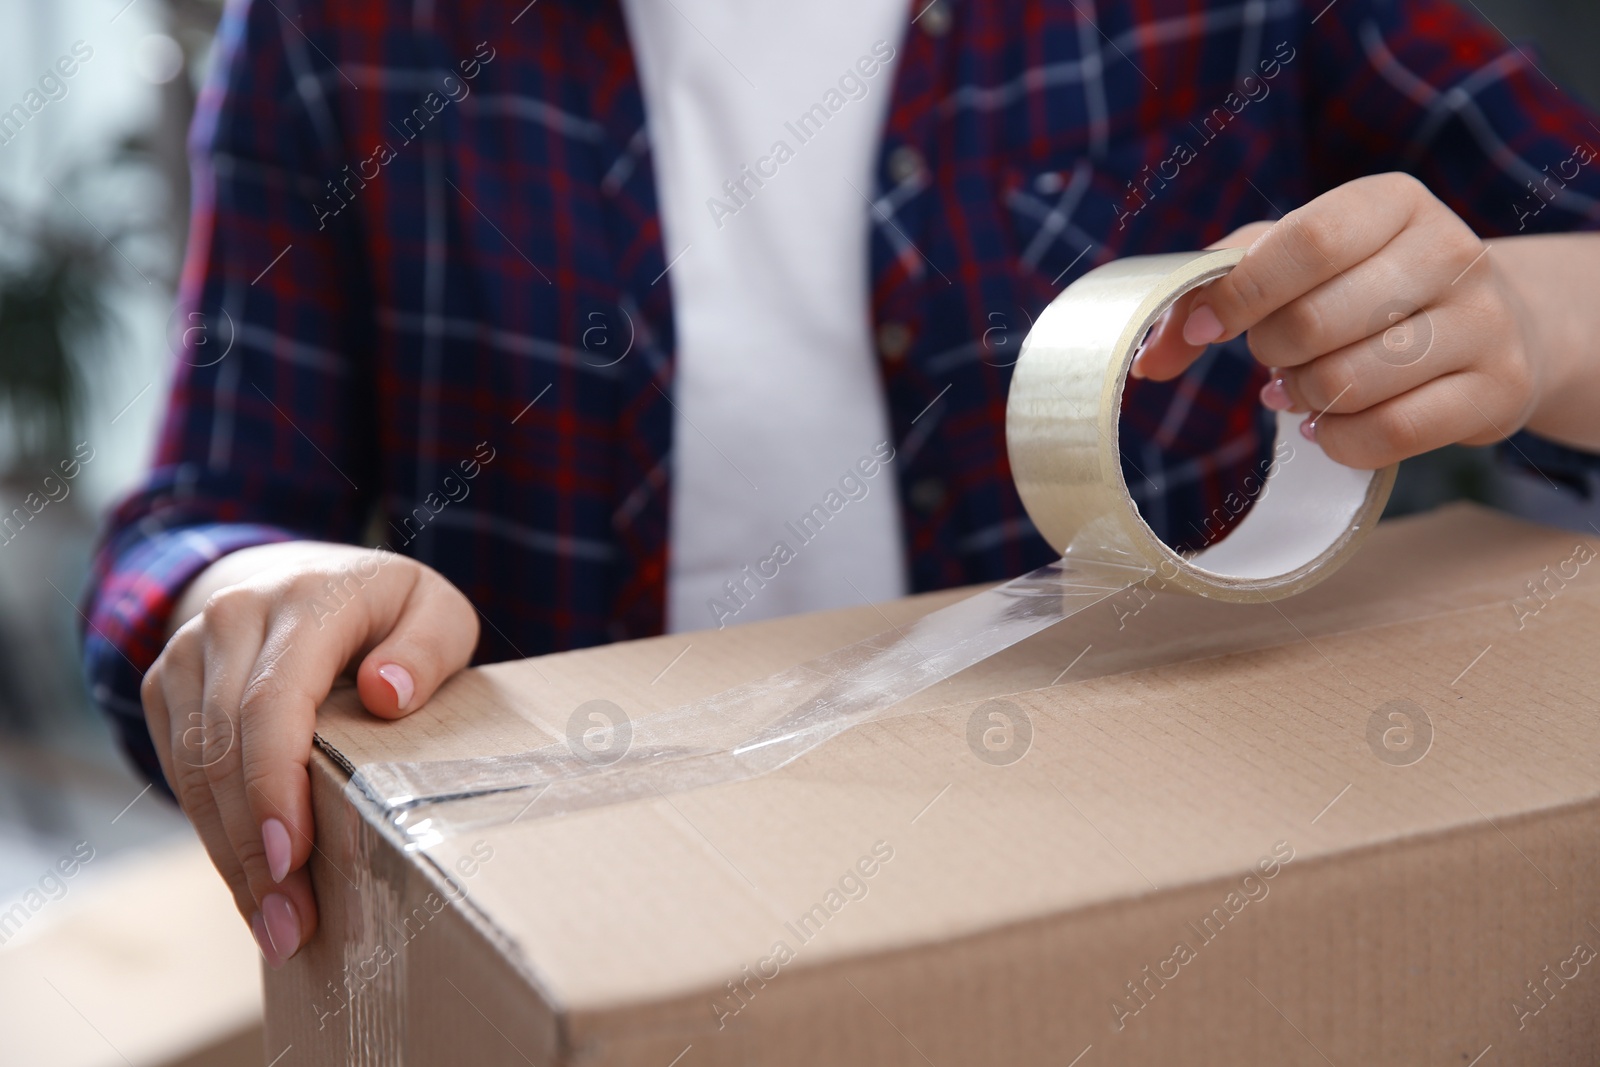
[909,477,947,514]
[918,0,953,37]
[877,321,912,362]
[888,144,926,185]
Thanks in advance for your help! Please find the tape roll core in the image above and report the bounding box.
[1006,248,1397,602]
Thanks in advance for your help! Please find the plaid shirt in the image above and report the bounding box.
[85,0,1600,785]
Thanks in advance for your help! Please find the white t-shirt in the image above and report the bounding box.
[619,0,911,633]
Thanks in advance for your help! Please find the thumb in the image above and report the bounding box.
[1131,222,1276,382]
[355,567,479,720]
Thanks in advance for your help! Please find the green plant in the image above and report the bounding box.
[0,217,112,467]
[0,136,170,474]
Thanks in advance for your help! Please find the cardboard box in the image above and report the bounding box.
[270,503,1600,1065]
[0,837,264,1067]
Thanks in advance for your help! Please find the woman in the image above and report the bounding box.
[85,0,1600,968]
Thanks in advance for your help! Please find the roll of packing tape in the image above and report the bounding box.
[1007,247,1397,602]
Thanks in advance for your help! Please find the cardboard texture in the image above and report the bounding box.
[268,503,1600,1065]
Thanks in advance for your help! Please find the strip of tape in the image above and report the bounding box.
[349,249,1395,850]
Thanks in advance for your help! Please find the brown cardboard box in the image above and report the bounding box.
[269,503,1600,1065]
[0,837,263,1067]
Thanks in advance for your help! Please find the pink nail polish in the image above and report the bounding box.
[377,663,415,712]
[262,893,301,962]
[1182,305,1224,347]
[1299,417,1317,442]
[262,818,292,884]
[251,909,285,970]
[1259,378,1292,412]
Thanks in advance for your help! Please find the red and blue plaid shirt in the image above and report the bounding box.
[85,0,1600,785]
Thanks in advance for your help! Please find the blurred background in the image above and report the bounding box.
[0,1,1595,1064]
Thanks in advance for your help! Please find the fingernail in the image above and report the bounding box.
[251,909,285,970]
[377,663,414,712]
[1300,416,1318,442]
[1128,354,1146,379]
[1259,378,1292,412]
[1182,304,1223,347]
[262,893,301,962]
[262,818,292,884]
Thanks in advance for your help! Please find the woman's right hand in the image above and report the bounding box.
[140,541,479,967]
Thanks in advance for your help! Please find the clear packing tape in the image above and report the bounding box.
[349,249,1397,850]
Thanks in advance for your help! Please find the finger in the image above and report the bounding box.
[222,597,335,964]
[155,635,268,957]
[195,601,320,964]
[1205,220,1274,253]
[230,556,473,933]
[180,783,291,969]
[152,624,210,826]
[230,561,395,891]
[1183,173,1427,348]
[1306,371,1518,469]
[1131,293,1205,382]
[1131,222,1274,382]
[1270,307,1462,416]
[355,566,479,720]
[237,622,323,962]
[140,665,175,796]
[1244,222,1481,370]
